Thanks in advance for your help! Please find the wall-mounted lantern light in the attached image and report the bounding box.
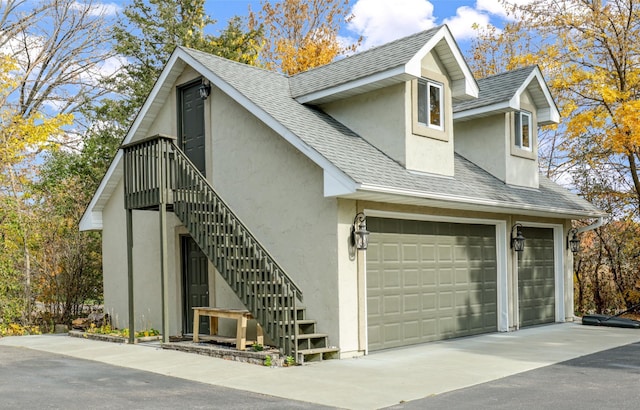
[567,228,580,253]
[350,212,370,251]
[510,223,525,252]
[198,81,211,100]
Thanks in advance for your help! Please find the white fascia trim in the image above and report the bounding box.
[358,183,603,219]
[453,101,513,120]
[79,150,123,231]
[406,26,479,99]
[178,51,357,194]
[294,66,408,104]
[514,68,560,125]
[365,209,509,332]
[79,210,103,231]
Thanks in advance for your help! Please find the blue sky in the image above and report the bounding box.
[91,0,523,50]
[201,0,521,50]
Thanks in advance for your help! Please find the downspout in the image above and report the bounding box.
[576,217,604,234]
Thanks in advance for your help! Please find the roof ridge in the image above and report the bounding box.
[178,46,286,77]
[478,65,538,82]
[289,25,443,78]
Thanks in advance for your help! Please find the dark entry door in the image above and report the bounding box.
[179,81,206,176]
[182,236,209,335]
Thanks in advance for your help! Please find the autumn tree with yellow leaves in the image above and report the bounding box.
[1,0,114,329]
[252,0,360,75]
[0,54,73,325]
[471,0,640,314]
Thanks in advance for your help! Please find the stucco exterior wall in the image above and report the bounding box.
[454,114,507,181]
[101,179,128,328]
[321,84,407,167]
[101,179,184,335]
[208,87,351,350]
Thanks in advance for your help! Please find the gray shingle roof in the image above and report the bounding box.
[453,66,537,112]
[288,27,440,98]
[182,47,600,218]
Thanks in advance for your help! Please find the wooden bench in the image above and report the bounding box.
[192,307,264,350]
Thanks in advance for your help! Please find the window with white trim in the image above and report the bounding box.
[417,79,443,130]
[515,111,532,150]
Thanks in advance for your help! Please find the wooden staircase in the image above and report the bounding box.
[122,135,339,363]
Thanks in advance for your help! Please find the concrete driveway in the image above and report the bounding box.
[388,341,640,409]
[0,345,328,409]
[2,323,639,409]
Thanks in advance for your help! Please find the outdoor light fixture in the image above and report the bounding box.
[510,223,526,252]
[350,212,370,251]
[567,228,580,253]
[198,81,211,100]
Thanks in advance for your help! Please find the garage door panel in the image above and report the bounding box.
[383,294,401,315]
[438,291,454,308]
[404,270,419,288]
[421,319,436,336]
[404,293,420,313]
[420,244,436,261]
[455,268,469,286]
[383,269,401,288]
[421,269,437,286]
[402,243,419,261]
[438,245,453,262]
[421,294,436,311]
[439,268,454,285]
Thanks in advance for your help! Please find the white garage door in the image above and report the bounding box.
[366,218,498,351]
[518,227,556,327]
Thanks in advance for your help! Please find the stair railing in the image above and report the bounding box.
[123,135,302,357]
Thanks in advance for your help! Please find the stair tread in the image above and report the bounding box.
[295,333,328,339]
[298,347,340,354]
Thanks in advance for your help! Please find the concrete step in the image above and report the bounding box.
[297,347,340,364]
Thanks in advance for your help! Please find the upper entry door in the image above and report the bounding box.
[179,80,206,176]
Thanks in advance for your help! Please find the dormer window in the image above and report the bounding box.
[515,111,532,150]
[417,79,444,130]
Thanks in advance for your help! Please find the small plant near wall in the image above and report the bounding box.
[263,355,272,367]
[252,343,264,352]
[284,355,296,367]
[85,323,159,338]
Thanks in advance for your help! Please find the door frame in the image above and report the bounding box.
[362,209,508,353]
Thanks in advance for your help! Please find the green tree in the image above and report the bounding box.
[106,0,263,124]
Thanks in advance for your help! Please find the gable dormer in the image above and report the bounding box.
[453,66,560,189]
[291,25,478,177]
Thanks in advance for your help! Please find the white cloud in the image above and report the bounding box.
[348,0,437,49]
[95,55,127,78]
[442,6,494,41]
[71,1,121,17]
